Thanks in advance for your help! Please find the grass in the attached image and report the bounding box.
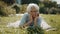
[0,14,60,34]
[41,14,60,34]
[0,16,21,25]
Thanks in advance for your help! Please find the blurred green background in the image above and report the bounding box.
[0,0,60,16]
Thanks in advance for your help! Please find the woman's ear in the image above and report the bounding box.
[36,12,39,16]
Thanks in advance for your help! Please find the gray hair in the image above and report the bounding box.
[26,3,39,13]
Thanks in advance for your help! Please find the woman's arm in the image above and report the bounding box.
[20,13,33,28]
[34,13,39,27]
[20,13,28,26]
[23,14,33,27]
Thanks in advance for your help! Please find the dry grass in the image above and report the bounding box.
[0,14,60,34]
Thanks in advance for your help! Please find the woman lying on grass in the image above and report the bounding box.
[20,3,41,28]
[19,3,56,32]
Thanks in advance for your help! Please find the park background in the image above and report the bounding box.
[0,0,60,34]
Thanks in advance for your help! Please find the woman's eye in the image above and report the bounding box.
[31,11,32,12]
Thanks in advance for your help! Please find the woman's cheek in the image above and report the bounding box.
[32,13,36,17]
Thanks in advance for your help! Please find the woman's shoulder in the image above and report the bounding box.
[24,13,29,16]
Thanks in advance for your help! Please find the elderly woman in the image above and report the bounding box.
[19,3,41,27]
[19,3,55,31]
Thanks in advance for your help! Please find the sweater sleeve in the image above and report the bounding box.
[19,13,28,26]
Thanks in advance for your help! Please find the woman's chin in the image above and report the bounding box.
[32,16,36,18]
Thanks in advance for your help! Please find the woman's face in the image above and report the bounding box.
[30,6,37,18]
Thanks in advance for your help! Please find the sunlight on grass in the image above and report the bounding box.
[41,14,60,34]
[0,14,60,34]
[0,16,21,25]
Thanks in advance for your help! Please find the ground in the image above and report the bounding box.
[41,14,60,34]
[0,14,60,34]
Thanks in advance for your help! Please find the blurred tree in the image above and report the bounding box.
[1,0,15,5]
[21,0,40,4]
[43,1,57,8]
[52,1,57,8]
[12,5,20,14]
[0,6,8,16]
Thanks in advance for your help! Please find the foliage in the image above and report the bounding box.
[21,0,40,4]
[43,1,57,8]
[0,6,8,16]
[20,4,27,13]
[27,26,44,34]
[0,6,16,16]
[12,5,20,14]
[0,0,15,5]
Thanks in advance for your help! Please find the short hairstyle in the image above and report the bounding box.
[26,3,39,13]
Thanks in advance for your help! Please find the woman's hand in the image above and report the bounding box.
[34,13,39,26]
[34,17,38,27]
[22,14,33,28]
